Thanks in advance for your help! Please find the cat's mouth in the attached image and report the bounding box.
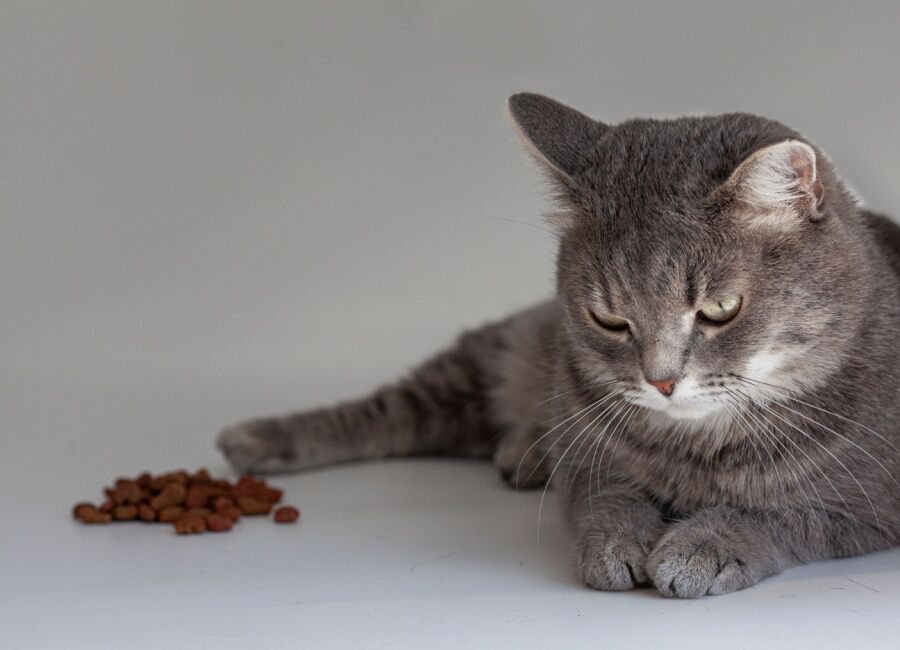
[624,378,726,420]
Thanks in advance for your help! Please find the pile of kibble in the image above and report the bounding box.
[72,469,300,534]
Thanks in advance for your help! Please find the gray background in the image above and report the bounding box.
[3,2,900,649]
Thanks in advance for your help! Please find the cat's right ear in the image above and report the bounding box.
[508,93,606,183]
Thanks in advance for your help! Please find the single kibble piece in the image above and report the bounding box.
[187,507,212,517]
[150,483,186,510]
[273,506,300,524]
[158,506,186,523]
[72,502,96,520]
[237,496,272,515]
[173,514,206,535]
[205,514,234,532]
[73,503,112,524]
[138,503,156,522]
[112,505,138,521]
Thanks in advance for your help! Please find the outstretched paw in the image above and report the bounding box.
[217,418,296,474]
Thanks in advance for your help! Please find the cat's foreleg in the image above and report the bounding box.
[564,467,667,590]
[646,505,892,598]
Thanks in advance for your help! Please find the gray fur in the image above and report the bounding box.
[218,93,900,597]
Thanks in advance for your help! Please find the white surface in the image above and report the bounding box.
[3,373,900,650]
[4,2,900,648]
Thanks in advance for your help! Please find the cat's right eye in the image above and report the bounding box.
[587,308,630,333]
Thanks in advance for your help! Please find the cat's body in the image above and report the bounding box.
[219,94,900,597]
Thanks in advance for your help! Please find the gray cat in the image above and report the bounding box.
[218,93,900,597]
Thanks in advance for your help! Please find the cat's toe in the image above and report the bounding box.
[648,529,759,598]
[217,419,290,473]
[577,530,651,591]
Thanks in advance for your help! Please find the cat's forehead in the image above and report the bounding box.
[582,222,749,313]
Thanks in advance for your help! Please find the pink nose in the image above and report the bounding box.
[649,379,676,397]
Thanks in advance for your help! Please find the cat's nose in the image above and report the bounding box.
[648,378,677,397]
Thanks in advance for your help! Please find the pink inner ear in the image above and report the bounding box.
[789,149,824,206]
[790,150,814,185]
[731,140,826,216]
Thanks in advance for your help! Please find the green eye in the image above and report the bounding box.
[588,309,630,332]
[698,295,743,323]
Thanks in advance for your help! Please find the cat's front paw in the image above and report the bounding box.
[647,520,767,598]
[217,418,293,473]
[576,527,658,591]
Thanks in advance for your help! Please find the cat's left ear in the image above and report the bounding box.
[724,140,826,226]
[508,93,607,182]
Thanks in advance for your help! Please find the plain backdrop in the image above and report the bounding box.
[3,2,900,649]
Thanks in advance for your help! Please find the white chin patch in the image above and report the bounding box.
[661,402,721,420]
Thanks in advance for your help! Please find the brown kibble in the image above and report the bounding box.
[237,496,272,515]
[158,506,186,523]
[185,483,228,508]
[147,477,168,493]
[213,496,235,512]
[257,486,283,503]
[233,475,264,498]
[273,506,300,524]
[110,480,145,505]
[205,514,234,532]
[113,505,138,520]
[73,469,292,534]
[150,483,186,509]
[173,514,206,535]
[220,506,241,522]
[138,503,156,522]
[73,502,96,519]
[160,470,189,485]
[185,485,210,509]
[73,503,112,524]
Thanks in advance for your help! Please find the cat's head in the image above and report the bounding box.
[509,93,871,422]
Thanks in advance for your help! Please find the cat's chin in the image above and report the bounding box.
[656,402,722,421]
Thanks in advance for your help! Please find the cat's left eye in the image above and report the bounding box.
[588,308,630,332]
[697,295,743,324]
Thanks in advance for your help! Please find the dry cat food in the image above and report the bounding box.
[72,469,301,535]
[274,506,300,523]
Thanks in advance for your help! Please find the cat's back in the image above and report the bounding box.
[861,210,900,279]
